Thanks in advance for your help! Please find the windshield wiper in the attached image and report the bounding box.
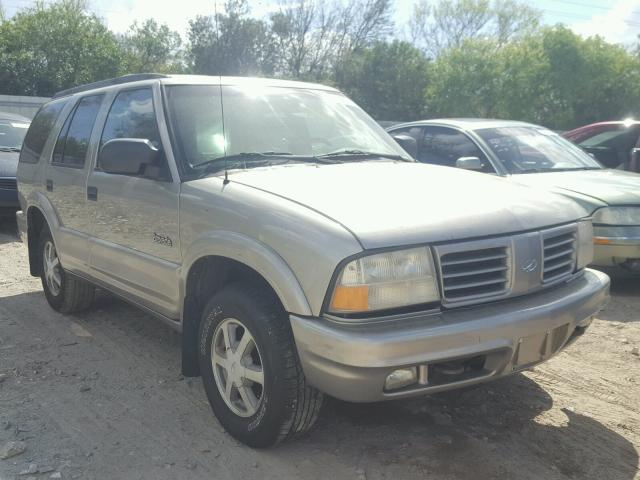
[514,166,602,174]
[317,149,409,161]
[0,147,20,152]
[193,151,323,177]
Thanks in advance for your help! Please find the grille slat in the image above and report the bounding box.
[543,231,576,283]
[544,247,575,262]
[0,178,17,190]
[439,246,509,302]
[444,276,507,291]
[440,252,508,266]
[544,236,574,250]
[442,265,508,279]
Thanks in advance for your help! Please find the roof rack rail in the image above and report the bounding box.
[53,73,169,99]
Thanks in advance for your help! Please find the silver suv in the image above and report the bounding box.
[16,74,610,447]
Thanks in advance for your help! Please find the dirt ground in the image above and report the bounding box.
[0,218,638,480]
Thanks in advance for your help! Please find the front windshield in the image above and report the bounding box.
[476,126,602,174]
[165,84,410,174]
[0,118,30,149]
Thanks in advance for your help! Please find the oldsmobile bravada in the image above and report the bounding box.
[16,74,610,447]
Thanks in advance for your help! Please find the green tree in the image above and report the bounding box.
[410,0,541,58]
[426,38,503,117]
[120,19,183,73]
[0,0,123,96]
[426,26,640,130]
[336,40,429,121]
[187,0,275,76]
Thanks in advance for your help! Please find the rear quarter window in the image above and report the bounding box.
[20,99,68,164]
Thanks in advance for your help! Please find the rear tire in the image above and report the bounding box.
[198,283,323,447]
[39,227,94,314]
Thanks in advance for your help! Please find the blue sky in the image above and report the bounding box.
[4,0,640,46]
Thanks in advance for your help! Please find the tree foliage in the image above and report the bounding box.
[119,19,183,74]
[269,0,394,80]
[336,40,429,120]
[187,0,276,76]
[1,0,640,130]
[0,0,123,96]
[410,0,541,57]
[426,26,640,129]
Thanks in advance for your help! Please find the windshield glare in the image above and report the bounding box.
[165,84,410,173]
[476,126,602,174]
[0,119,30,149]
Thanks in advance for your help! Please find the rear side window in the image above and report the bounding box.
[100,88,161,148]
[20,100,67,164]
[52,94,103,168]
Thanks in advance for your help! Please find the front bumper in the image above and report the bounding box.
[290,268,610,402]
[592,225,640,266]
[0,181,19,213]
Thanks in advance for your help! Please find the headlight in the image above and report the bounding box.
[593,207,640,226]
[328,246,440,314]
[576,219,594,270]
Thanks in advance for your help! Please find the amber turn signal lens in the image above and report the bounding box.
[593,237,610,245]
[330,285,369,312]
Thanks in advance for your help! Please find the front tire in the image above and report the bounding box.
[198,283,323,447]
[39,227,94,313]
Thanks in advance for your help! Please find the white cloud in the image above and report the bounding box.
[570,0,640,46]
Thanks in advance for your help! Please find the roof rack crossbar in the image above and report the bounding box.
[53,73,169,99]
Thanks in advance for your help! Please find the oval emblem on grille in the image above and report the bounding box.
[521,259,538,273]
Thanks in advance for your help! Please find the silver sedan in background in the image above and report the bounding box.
[388,119,640,274]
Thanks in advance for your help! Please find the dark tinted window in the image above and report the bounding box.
[420,126,493,172]
[53,95,103,167]
[577,125,640,168]
[20,100,67,163]
[100,88,161,148]
[98,88,167,179]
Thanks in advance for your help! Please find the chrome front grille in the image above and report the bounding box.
[439,246,510,302]
[543,230,576,283]
[0,178,17,190]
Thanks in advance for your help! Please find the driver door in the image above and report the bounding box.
[87,85,182,318]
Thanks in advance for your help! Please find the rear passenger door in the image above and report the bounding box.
[86,85,181,319]
[45,94,104,272]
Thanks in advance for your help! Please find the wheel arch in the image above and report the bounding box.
[180,231,312,377]
[25,197,59,277]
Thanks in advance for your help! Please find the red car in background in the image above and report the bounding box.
[563,120,640,172]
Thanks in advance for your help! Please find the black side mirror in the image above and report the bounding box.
[391,134,418,159]
[99,138,160,176]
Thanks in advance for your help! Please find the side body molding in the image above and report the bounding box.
[180,230,313,317]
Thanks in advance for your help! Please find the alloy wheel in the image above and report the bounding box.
[43,240,62,296]
[211,318,265,417]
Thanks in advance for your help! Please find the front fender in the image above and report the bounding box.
[180,230,313,317]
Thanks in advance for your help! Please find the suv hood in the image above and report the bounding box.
[509,169,640,209]
[0,150,18,177]
[229,162,587,249]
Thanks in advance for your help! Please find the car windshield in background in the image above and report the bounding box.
[476,126,602,174]
[165,84,411,174]
[0,118,30,150]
